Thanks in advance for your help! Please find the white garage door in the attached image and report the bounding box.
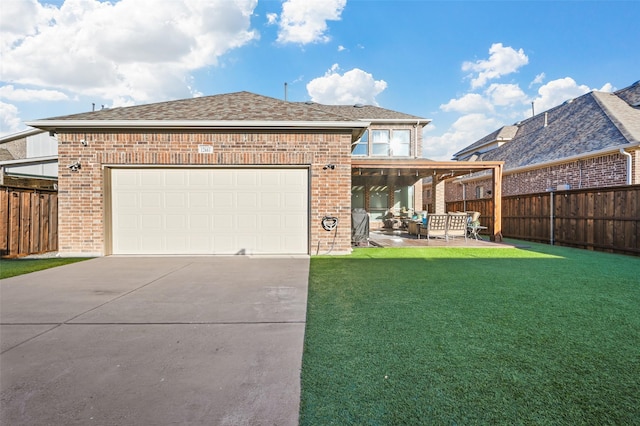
[110,168,308,255]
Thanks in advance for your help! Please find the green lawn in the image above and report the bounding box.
[300,242,640,425]
[0,257,90,279]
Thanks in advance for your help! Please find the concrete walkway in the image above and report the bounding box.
[0,256,309,426]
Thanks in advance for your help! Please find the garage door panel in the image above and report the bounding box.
[212,192,234,209]
[189,192,210,208]
[141,192,161,208]
[141,172,162,186]
[237,193,258,209]
[141,215,162,230]
[111,168,308,255]
[237,171,258,186]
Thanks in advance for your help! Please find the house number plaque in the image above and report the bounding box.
[198,145,213,154]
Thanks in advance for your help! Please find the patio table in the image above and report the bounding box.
[467,224,488,240]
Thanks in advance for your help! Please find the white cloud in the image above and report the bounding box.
[440,93,493,113]
[0,0,258,105]
[485,83,528,106]
[531,77,591,113]
[530,72,546,87]
[423,113,502,160]
[0,102,24,136]
[307,64,387,105]
[338,45,346,52]
[599,83,615,92]
[276,0,346,44]
[462,43,528,89]
[0,85,69,102]
[266,13,278,25]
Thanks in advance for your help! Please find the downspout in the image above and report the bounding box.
[413,121,421,158]
[620,148,632,185]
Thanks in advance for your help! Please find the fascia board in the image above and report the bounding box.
[0,155,58,166]
[367,118,431,124]
[25,120,370,131]
[0,127,45,144]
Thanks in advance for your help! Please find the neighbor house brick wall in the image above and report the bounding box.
[57,130,353,255]
[445,151,634,201]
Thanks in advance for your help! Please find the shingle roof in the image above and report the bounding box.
[452,125,517,159]
[0,148,15,161]
[42,92,355,122]
[462,81,640,170]
[298,102,427,121]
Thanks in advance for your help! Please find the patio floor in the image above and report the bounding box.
[359,229,516,249]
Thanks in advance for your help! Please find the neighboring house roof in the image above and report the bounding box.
[460,81,640,170]
[452,125,518,160]
[0,128,44,145]
[0,149,15,161]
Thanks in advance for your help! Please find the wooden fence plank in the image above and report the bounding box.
[447,185,639,256]
[0,189,8,254]
[0,187,58,258]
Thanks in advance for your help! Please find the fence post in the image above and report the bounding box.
[550,191,555,245]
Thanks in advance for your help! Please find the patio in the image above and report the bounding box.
[361,228,515,248]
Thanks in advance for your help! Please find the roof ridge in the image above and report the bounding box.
[591,91,640,144]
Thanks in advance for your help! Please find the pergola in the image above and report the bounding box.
[351,158,504,242]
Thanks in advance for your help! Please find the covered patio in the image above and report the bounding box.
[351,159,504,242]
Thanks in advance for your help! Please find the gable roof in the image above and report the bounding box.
[452,125,518,160]
[25,92,371,141]
[40,92,356,122]
[298,102,429,122]
[460,81,640,170]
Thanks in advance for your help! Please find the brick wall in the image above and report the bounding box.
[57,129,353,255]
[445,151,636,201]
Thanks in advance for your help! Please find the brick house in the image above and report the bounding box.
[433,81,640,203]
[27,92,503,256]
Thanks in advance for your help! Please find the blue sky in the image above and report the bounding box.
[1,0,638,159]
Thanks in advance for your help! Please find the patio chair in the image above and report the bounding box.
[466,212,487,240]
[446,213,468,242]
[420,214,448,240]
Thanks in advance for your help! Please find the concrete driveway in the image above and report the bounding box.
[0,256,309,426]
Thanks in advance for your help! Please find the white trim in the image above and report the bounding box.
[367,119,431,124]
[25,119,370,130]
[0,155,58,166]
[0,128,44,144]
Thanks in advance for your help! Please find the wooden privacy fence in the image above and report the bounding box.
[0,187,58,258]
[447,185,640,256]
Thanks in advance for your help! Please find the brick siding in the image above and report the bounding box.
[444,151,637,201]
[57,130,353,255]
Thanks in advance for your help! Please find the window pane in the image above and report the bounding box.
[369,186,388,221]
[372,130,389,143]
[391,130,410,156]
[352,130,368,156]
[393,130,410,144]
[352,143,368,156]
[372,144,389,156]
[392,144,410,156]
[351,186,364,209]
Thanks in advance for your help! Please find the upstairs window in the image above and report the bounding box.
[352,130,368,156]
[372,130,390,156]
[391,130,410,156]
